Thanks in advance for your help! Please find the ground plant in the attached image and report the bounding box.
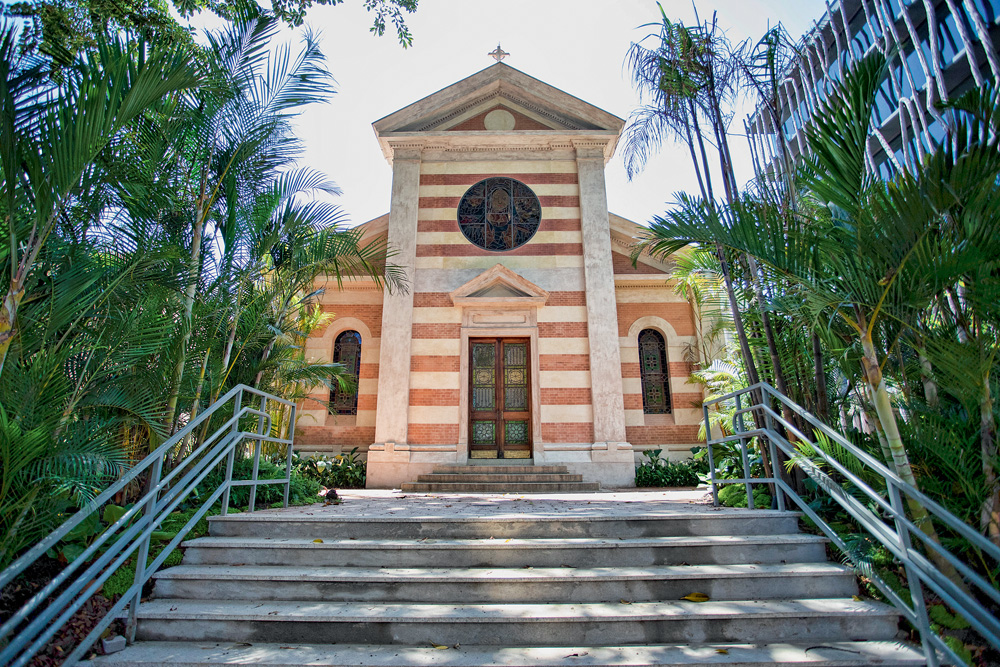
[294,449,367,489]
[634,449,701,487]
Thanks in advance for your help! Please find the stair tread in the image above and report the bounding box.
[208,509,798,522]
[86,640,926,666]
[137,598,896,622]
[154,562,853,582]
[184,534,828,549]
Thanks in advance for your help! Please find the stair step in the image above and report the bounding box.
[152,562,857,602]
[87,640,926,666]
[415,473,585,483]
[134,598,902,645]
[433,465,568,474]
[181,534,830,567]
[400,482,601,492]
[207,511,803,539]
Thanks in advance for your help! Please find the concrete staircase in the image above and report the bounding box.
[400,464,601,493]
[92,507,924,666]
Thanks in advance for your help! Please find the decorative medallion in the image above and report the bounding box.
[457,177,541,251]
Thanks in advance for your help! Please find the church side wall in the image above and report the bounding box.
[614,273,703,461]
[410,160,596,450]
[297,282,384,455]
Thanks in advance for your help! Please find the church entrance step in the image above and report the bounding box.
[400,481,600,492]
[433,464,566,474]
[86,640,927,667]
[151,562,858,603]
[179,534,830,568]
[413,473,585,483]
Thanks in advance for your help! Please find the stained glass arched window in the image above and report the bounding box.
[457,177,541,251]
[330,331,362,415]
[639,329,671,414]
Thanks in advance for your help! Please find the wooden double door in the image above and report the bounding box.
[469,338,532,459]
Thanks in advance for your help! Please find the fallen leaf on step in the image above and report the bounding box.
[453,644,460,649]
[430,643,449,650]
[522,565,533,569]
[715,649,729,655]
[852,595,863,601]
[279,646,295,649]
[620,599,632,605]
[681,592,710,602]
[312,539,323,543]
[564,652,589,658]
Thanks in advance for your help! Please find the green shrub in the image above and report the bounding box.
[718,483,772,508]
[635,449,701,487]
[199,457,320,509]
[293,449,366,489]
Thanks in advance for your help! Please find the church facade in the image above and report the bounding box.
[295,63,708,488]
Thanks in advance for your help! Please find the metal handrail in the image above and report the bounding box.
[0,384,298,667]
[703,382,1000,667]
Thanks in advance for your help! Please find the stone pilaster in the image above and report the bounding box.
[574,142,630,460]
[368,144,422,486]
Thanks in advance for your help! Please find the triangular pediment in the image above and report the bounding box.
[374,63,624,137]
[450,264,549,307]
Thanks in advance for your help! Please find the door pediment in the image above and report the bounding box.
[450,264,549,309]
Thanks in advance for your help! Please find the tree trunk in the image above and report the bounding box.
[0,282,24,377]
[860,329,969,589]
[980,369,999,546]
[812,332,830,421]
[915,344,939,408]
[165,165,211,434]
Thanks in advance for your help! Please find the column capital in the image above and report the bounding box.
[572,139,610,161]
[387,140,425,162]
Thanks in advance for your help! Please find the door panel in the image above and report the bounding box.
[469,338,532,459]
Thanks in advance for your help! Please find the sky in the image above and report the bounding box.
[194,0,825,227]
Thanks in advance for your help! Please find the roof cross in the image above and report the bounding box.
[488,44,509,63]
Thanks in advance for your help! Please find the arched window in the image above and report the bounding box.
[639,329,671,414]
[330,331,362,415]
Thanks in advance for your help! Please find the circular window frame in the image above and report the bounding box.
[456,177,542,252]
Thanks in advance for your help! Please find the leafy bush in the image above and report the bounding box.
[199,457,320,509]
[293,449,367,489]
[717,483,772,508]
[635,449,701,487]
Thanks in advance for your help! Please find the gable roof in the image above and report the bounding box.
[373,63,625,163]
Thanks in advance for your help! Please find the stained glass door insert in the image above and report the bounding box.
[469,338,532,459]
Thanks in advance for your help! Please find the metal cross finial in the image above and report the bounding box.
[488,44,509,63]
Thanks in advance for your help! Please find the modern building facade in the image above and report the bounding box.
[295,63,711,488]
[747,0,1000,177]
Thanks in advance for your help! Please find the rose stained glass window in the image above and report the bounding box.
[457,177,541,251]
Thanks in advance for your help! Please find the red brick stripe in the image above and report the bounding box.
[539,354,590,371]
[417,218,581,233]
[419,196,579,209]
[412,323,462,339]
[409,424,460,444]
[541,423,593,443]
[420,173,578,185]
[539,322,588,338]
[547,291,587,306]
[413,293,453,307]
[409,388,460,406]
[540,388,592,405]
[416,243,582,257]
[410,355,460,372]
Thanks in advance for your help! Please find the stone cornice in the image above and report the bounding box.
[379,131,619,164]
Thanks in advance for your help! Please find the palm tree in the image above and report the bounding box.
[0,24,201,376]
[636,51,1000,575]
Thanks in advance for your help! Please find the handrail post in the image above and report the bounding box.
[762,391,785,511]
[126,455,162,642]
[735,392,755,509]
[283,402,297,508]
[704,404,719,507]
[248,395,268,513]
[221,390,242,516]
[887,480,939,667]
